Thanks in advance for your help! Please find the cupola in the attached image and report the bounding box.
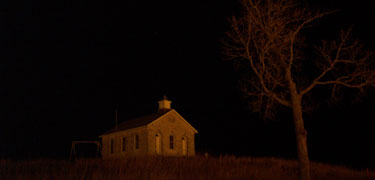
[158,96,171,112]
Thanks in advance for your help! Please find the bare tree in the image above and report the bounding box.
[223,0,375,180]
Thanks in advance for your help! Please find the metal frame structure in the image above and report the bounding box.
[69,141,101,160]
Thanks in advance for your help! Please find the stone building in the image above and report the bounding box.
[100,96,198,158]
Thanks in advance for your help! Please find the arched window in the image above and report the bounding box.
[110,139,114,154]
[169,135,174,149]
[122,137,126,152]
[134,134,139,150]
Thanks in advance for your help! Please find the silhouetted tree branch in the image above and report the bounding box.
[224,0,375,180]
[301,29,374,95]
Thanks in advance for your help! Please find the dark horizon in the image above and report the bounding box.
[1,0,375,170]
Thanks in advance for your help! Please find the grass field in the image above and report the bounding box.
[0,156,373,180]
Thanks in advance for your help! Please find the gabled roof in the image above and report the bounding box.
[101,109,171,135]
[148,110,198,134]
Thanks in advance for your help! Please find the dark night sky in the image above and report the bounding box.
[1,0,375,169]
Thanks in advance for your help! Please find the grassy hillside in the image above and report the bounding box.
[0,156,373,180]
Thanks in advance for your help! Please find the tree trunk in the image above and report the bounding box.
[290,86,310,180]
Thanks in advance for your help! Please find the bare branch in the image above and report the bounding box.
[224,0,374,116]
[300,29,375,95]
[223,1,375,179]
[316,79,372,88]
[289,11,334,70]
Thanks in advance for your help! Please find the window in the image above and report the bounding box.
[110,139,114,154]
[122,137,126,152]
[169,135,174,149]
[135,134,139,149]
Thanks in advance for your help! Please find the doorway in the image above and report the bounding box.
[182,137,187,156]
[155,134,161,155]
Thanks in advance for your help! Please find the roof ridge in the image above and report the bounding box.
[101,109,172,135]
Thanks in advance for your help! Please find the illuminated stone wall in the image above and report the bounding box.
[147,110,196,156]
[101,110,197,158]
[101,126,148,159]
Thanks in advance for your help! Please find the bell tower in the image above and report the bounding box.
[158,96,171,112]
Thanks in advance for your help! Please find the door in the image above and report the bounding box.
[155,134,161,155]
[182,137,187,156]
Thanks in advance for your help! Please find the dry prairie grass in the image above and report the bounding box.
[0,156,373,180]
